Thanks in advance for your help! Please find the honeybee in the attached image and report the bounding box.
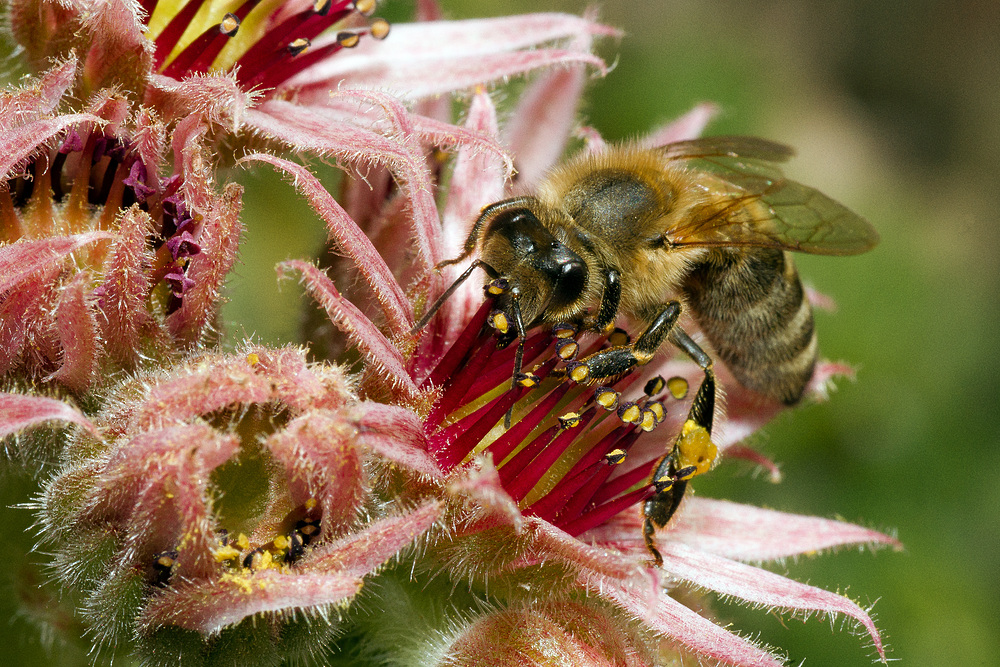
[415,136,878,564]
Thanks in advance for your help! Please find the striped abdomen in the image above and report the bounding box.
[682,248,816,404]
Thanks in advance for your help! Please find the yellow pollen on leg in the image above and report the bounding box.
[675,419,718,477]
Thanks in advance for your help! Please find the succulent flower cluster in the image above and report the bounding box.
[1,0,896,664]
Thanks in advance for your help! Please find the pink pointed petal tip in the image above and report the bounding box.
[641,103,720,147]
[278,260,420,401]
[0,393,99,439]
[668,497,903,561]
[660,542,888,662]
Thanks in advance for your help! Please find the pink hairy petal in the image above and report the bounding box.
[0,58,77,127]
[246,103,443,267]
[290,13,617,97]
[126,349,344,432]
[448,603,652,667]
[145,71,257,129]
[46,271,100,392]
[322,89,513,176]
[667,497,902,561]
[639,103,720,148]
[0,392,99,438]
[448,458,523,531]
[86,424,240,578]
[438,90,505,340]
[350,402,442,476]
[98,207,159,366]
[240,153,413,334]
[298,48,609,101]
[589,574,785,667]
[504,49,589,188]
[0,114,102,180]
[307,501,442,578]
[659,542,886,661]
[80,0,151,96]
[506,516,645,586]
[443,90,505,252]
[264,412,365,531]
[279,260,419,401]
[724,444,783,483]
[0,232,112,293]
[165,182,243,343]
[139,569,363,636]
[0,264,58,374]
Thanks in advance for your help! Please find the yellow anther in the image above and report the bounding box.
[304,497,318,510]
[556,339,579,360]
[313,0,333,14]
[605,448,627,465]
[370,17,390,39]
[644,376,666,396]
[354,0,377,16]
[214,545,241,563]
[486,283,506,296]
[558,411,582,428]
[219,13,240,36]
[288,37,311,55]
[337,32,360,48]
[618,403,641,424]
[552,323,577,339]
[490,312,509,334]
[595,387,619,410]
[569,363,590,382]
[608,328,630,346]
[517,373,539,388]
[667,376,689,400]
[647,402,666,423]
[640,409,657,432]
[247,352,260,367]
[675,419,718,477]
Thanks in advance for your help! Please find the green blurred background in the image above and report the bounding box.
[3,0,999,664]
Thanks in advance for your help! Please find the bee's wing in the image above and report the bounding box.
[657,137,879,256]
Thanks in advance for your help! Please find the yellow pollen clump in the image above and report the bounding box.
[247,352,260,366]
[214,545,241,563]
[490,312,509,334]
[675,419,718,477]
[304,498,318,510]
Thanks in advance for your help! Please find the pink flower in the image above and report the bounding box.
[1,59,242,390]
[275,70,898,664]
[5,347,443,659]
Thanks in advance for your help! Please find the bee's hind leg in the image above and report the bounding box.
[643,329,718,566]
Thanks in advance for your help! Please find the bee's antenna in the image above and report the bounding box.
[504,291,527,429]
[410,260,495,334]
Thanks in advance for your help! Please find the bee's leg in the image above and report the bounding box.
[568,301,681,383]
[589,268,622,335]
[643,328,717,566]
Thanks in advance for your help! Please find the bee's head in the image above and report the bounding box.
[478,200,588,325]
